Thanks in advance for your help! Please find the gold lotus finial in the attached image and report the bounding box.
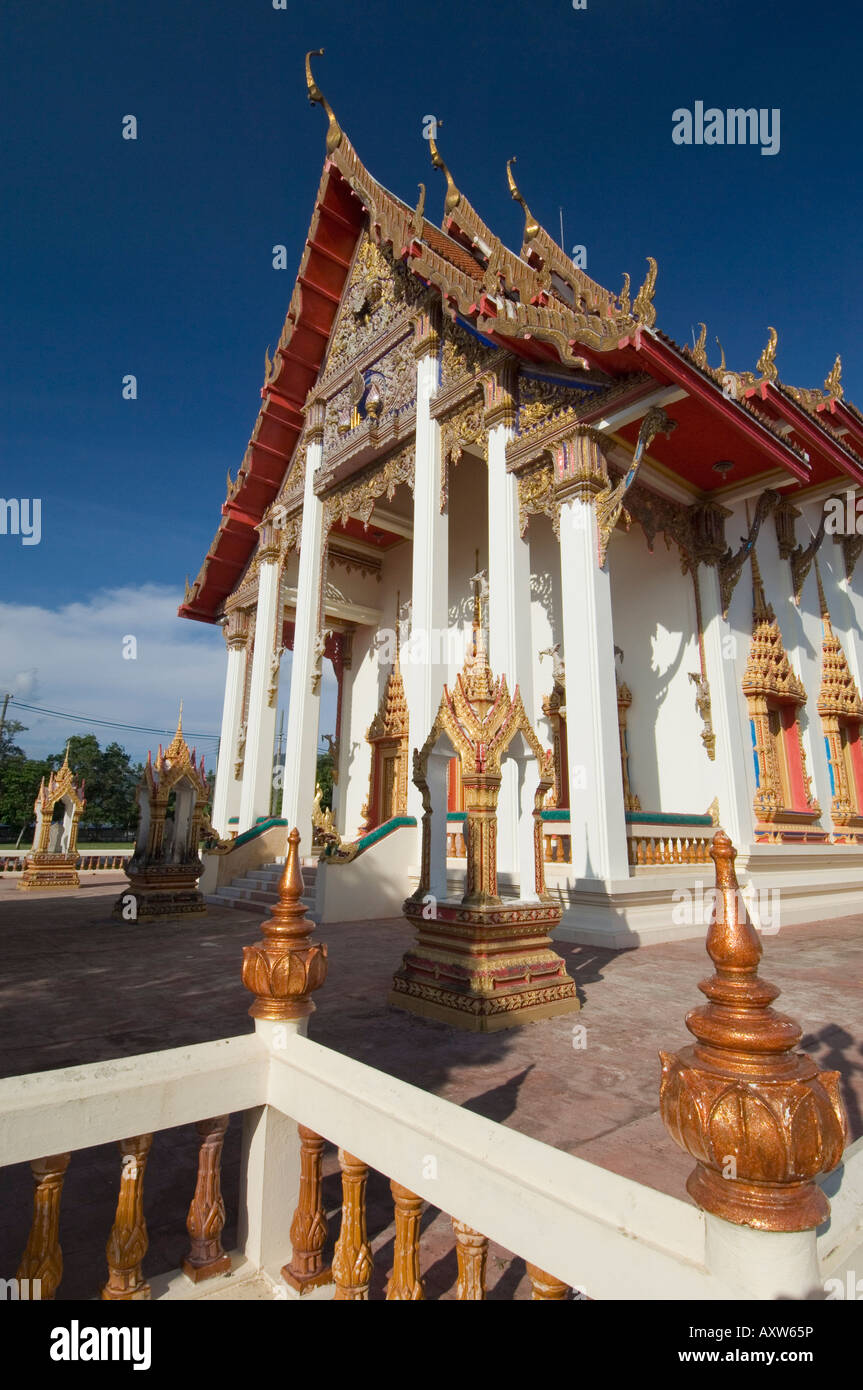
[305,49,343,155]
[506,157,539,243]
[633,257,658,327]
[757,326,779,382]
[825,354,843,400]
[176,700,184,739]
[428,135,460,216]
[61,740,71,770]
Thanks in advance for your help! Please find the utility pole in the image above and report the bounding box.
[0,693,10,745]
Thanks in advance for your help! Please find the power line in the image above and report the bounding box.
[8,698,220,745]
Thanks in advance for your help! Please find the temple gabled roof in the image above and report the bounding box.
[180,53,860,626]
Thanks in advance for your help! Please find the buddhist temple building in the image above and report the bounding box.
[180,56,863,946]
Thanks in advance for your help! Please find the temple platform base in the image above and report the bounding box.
[18,853,80,891]
[391,897,579,1033]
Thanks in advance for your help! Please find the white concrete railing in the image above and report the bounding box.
[3,1025,860,1301]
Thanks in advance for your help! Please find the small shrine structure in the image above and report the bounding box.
[391,583,578,1031]
[19,747,85,891]
[114,707,209,919]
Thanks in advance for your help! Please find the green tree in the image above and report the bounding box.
[0,757,51,837]
[0,716,27,767]
[47,735,140,833]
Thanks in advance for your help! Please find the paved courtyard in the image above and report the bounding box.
[1,873,861,1299]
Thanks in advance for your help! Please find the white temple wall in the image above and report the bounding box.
[340,537,413,841]
[528,515,562,741]
[609,527,714,815]
[446,452,488,683]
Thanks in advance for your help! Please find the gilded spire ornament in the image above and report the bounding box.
[743,550,806,702]
[304,49,343,154]
[660,831,846,1231]
[756,326,779,383]
[428,135,461,216]
[824,354,843,401]
[815,561,863,720]
[505,157,540,243]
[242,827,328,1021]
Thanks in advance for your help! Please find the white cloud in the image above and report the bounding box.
[0,585,225,764]
[0,584,340,770]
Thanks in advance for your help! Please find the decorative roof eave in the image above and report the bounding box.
[619,331,812,485]
[744,380,863,488]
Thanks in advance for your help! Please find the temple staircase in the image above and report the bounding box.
[207,860,318,918]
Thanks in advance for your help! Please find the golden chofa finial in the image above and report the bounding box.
[715,336,726,372]
[506,157,539,243]
[632,257,658,328]
[428,135,460,216]
[825,354,844,401]
[691,323,708,369]
[757,325,779,382]
[304,49,343,155]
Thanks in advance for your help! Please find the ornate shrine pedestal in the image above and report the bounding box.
[391,606,577,1033]
[392,897,576,1032]
[19,748,85,892]
[113,708,209,921]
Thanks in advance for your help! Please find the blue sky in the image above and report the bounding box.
[1,0,861,759]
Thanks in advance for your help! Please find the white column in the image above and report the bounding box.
[280,409,325,855]
[486,367,534,881]
[238,532,281,832]
[211,619,247,837]
[699,564,754,850]
[404,311,448,826]
[556,443,629,881]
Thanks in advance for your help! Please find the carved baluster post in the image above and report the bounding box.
[182,1115,231,1282]
[242,827,328,1023]
[17,1153,71,1299]
[386,1181,424,1300]
[452,1218,487,1299]
[332,1151,372,1300]
[282,1125,332,1293]
[102,1135,153,1300]
[661,830,847,1235]
[526,1262,569,1299]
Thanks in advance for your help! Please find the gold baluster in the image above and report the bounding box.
[102,1134,152,1300]
[182,1115,231,1283]
[386,1180,424,1300]
[544,835,552,862]
[452,1218,487,1299]
[282,1125,333,1293]
[526,1261,570,1299]
[333,1151,372,1300]
[17,1152,71,1300]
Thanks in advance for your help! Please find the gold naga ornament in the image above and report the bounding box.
[391,577,578,1032]
[113,705,210,920]
[19,745,85,891]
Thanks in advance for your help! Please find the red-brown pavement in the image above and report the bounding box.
[0,874,860,1300]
